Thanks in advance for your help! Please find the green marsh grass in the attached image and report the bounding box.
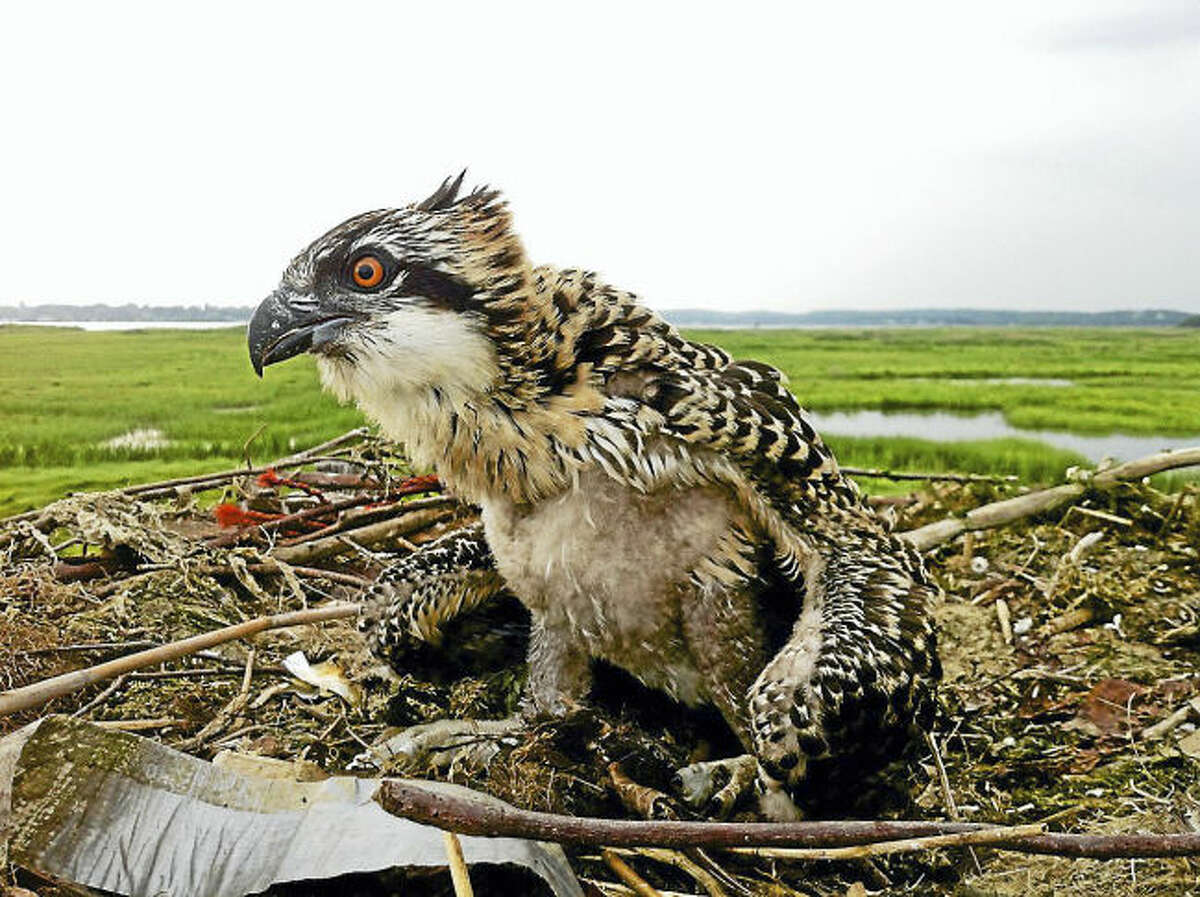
[1,325,1196,514]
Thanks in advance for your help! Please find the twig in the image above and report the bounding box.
[208,479,445,548]
[71,674,128,718]
[0,603,358,717]
[206,495,367,548]
[903,484,1088,551]
[925,731,982,875]
[841,467,1018,484]
[1140,697,1200,741]
[442,831,475,897]
[176,648,263,752]
[128,667,283,681]
[275,495,456,547]
[269,506,454,564]
[30,640,157,656]
[729,823,1047,860]
[120,427,372,498]
[94,717,190,732]
[276,427,376,461]
[995,598,1013,645]
[602,849,663,897]
[241,423,269,469]
[1043,530,1105,600]
[91,561,371,599]
[1157,486,1192,545]
[614,848,729,897]
[609,763,680,820]
[1064,505,1131,527]
[1041,597,1112,636]
[583,881,696,897]
[375,779,1200,857]
[901,446,1200,550]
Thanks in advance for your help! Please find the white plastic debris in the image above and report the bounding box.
[0,716,582,897]
[282,651,363,706]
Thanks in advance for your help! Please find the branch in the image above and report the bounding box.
[273,495,457,549]
[0,603,358,718]
[730,822,1046,860]
[0,428,376,530]
[375,780,1200,859]
[122,427,373,499]
[901,446,1200,550]
[841,467,1018,484]
[269,505,455,564]
[206,476,444,548]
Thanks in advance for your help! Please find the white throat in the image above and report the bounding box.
[317,305,499,469]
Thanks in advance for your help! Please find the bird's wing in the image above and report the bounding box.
[552,274,861,515]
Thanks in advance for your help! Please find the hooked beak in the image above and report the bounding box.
[247,290,355,377]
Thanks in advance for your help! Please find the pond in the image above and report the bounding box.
[811,409,1200,464]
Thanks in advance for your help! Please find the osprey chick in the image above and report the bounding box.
[248,174,940,817]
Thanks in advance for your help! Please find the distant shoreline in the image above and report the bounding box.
[0,320,244,331]
[1,304,1195,329]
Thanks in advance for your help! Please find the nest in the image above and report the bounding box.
[2,432,1199,896]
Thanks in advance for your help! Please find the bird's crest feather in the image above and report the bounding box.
[416,170,501,212]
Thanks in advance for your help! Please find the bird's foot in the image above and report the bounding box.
[351,716,522,775]
[673,754,759,819]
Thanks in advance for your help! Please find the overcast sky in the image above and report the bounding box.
[1,1,1197,313]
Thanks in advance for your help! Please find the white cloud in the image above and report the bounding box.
[0,1,1196,312]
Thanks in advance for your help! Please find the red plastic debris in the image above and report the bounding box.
[213,503,283,528]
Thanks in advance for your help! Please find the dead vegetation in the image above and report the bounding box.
[2,431,1199,896]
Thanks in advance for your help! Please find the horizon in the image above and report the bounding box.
[2,300,1194,319]
[1,2,1198,315]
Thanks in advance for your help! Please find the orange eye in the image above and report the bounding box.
[351,255,385,288]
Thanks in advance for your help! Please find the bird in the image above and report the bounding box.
[247,173,941,818]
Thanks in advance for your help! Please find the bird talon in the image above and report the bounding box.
[351,716,522,773]
[674,755,758,818]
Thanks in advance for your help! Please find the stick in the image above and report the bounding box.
[269,506,454,564]
[841,467,1018,484]
[208,478,445,549]
[1141,697,1200,741]
[275,495,457,548]
[375,780,1200,858]
[901,446,1200,550]
[1093,446,1200,483]
[995,598,1013,645]
[730,823,1046,860]
[206,495,367,548]
[925,731,982,875]
[442,831,475,897]
[602,849,663,897]
[94,717,191,732]
[616,849,730,897]
[90,561,371,599]
[0,604,358,718]
[121,428,373,498]
[31,640,157,656]
[71,674,128,718]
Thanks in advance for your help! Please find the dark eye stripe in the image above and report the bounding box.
[397,263,475,311]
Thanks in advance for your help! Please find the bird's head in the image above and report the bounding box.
[248,173,543,408]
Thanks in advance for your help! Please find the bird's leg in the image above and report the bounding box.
[358,523,505,657]
[521,611,592,720]
[353,716,523,774]
[352,524,527,773]
[354,614,591,772]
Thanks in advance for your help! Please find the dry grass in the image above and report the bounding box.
[3,470,1199,895]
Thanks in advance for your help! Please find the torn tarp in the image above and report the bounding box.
[0,715,582,897]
